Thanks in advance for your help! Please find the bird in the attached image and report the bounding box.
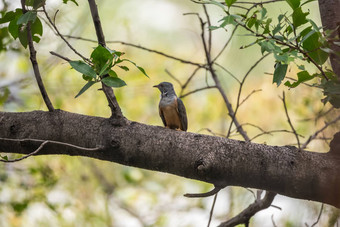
[153,82,188,131]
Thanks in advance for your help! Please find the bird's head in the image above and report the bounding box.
[153,82,176,96]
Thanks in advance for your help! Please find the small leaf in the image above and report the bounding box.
[225,0,237,7]
[91,45,113,72]
[292,7,309,28]
[33,0,46,9]
[0,11,16,24]
[284,70,315,88]
[273,63,288,86]
[119,65,129,71]
[122,59,149,78]
[285,0,300,9]
[70,60,97,79]
[18,25,28,48]
[17,11,37,25]
[109,70,118,78]
[75,81,96,98]
[63,0,79,6]
[102,77,127,88]
[98,57,113,77]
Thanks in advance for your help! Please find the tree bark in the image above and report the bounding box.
[318,0,340,80]
[1,110,339,208]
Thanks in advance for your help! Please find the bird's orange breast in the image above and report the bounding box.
[160,102,182,130]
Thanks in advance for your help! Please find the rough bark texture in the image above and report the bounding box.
[318,0,340,80]
[1,110,339,208]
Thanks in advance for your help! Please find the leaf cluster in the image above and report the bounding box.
[70,45,148,98]
[210,0,340,108]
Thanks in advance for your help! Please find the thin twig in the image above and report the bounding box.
[311,203,324,227]
[165,69,183,86]
[207,194,218,227]
[301,115,340,150]
[281,91,301,149]
[64,34,205,67]
[42,6,91,64]
[226,53,270,138]
[180,86,217,98]
[184,186,222,198]
[50,51,72,62]
[20,0,54,112]
[217,191,277,227]
[0,140,48,162]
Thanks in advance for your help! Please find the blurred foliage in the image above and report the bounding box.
[0,0,339,226]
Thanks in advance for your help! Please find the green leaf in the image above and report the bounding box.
[292,7,308,28]
[75,81,96,98]
[98,57,114,77]
[109,70,118,78]
[17,11,37,25]
[260,7,267,19]
[320,80,340,108]
[8,9,23,39]
[0,155,8,161]
[301,0,316,7]
[284,70,315,88]
[301,27,329,65]
[272,24,282,35]
[273,63,288,86]
[122,59,149,78]
[219,15,241,27]
[119,65,129,71]
[63,0,79,6]
[285,0,300,9]
[0,11,16,24]
[18,25,28,48]
[69,60,97,79]
[247,17,256,29]
[102,77,127,88]
[91,45,113,72]
[225,0,237,7]
[33,0,46,9]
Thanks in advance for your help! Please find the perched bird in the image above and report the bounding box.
[153,82,188,131]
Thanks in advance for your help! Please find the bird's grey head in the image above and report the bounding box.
[153,82,176,97]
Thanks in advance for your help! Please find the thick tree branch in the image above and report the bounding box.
[20,0,54,112]
[318,0,340,80]
[1,110,340,208]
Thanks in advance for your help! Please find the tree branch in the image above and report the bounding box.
[1,110,340,208]
[20,0,54,112]
[87,0,124,119]
[218,191,277,227]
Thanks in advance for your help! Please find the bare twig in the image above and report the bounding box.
[0,140,48,162]
[281,91,301,149]
[0,138,102,163]
[207,194,218,227]
[42,6,91,64]
[165,69,183,86]
[226,53,270,138]
[301,115,340,150]
[311,203,324,227]
[20,0,54,112]
[217,191,277,227]
[50,51,72,62]
[180,86,217,98]
[64,34,205,67]
[184,186,222,198]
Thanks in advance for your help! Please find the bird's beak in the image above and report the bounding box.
[153,84,159,88]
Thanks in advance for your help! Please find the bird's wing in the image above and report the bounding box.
[158,106,167,127]
[176,97,188,131]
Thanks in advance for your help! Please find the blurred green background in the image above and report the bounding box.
[0,0,339,226]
